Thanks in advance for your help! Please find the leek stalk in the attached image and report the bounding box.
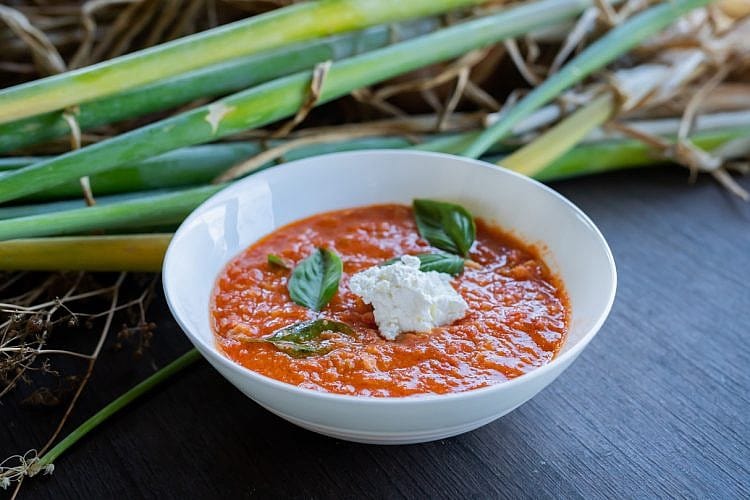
[0,22,436,153]
[0,0,599,204]
[0,185,221,240]
[460,0,714,159]
[0,126,745,242]
[5,138,413,202]
[0,0,487,124]
[0,234,171,271]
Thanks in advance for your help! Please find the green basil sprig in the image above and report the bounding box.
[253,248,352,357]
[288,247,342,311]
[413,199,476,257]
[383,252,464,275]
[249,319,354,358]
[267,253,291,270]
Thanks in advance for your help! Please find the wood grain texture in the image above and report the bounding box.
[2,167,749,499]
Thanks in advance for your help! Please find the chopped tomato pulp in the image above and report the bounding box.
[211,204,569,397]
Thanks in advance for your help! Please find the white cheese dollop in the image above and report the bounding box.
[348,255,468,340]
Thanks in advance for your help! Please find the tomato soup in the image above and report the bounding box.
[211,204,569,397]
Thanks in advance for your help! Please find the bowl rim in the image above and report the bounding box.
[163,149,617,404]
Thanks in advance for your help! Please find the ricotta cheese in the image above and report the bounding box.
[348,255,468,340]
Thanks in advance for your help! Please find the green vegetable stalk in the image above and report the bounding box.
[0,22,437,153]
[0,234,171,271]
[459,0,713,159]
[0,185,221,240]
[0,0,597,204]
[0,0,487,124]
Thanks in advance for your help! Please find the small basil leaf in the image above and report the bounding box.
[288,248,342,311]
[413,199,476,257]
[266,318,354,343]
[267,254,290,270]
[382,253,464,275]
[262,319,354,357]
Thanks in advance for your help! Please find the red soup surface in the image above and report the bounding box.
[211,204,569,397]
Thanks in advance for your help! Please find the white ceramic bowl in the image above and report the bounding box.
[163,150,616,444]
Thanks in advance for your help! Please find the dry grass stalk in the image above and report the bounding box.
[437,65,471,130]
[70,0,141,69]
[373,48,489,101]
[1,272,160,494]
[226,112,487,142]
[0,5,66,76]
[214,111,487,182]
[549,7,599,74]
[504,38,543,85]
[271,60,332,139]
[488,6,750,194]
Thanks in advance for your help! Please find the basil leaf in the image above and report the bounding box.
[413,199,476,257]
[266,318,354,343]
[288,247,342,311]
[262,319,354,357]
[383,253,465,275]
[267,253,290,270]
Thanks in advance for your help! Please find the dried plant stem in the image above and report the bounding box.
[0,348,93,360]
[0,5,66,76]
[609,120,750,199]
[584,110,750,143]
[37,273,126,458]
[34,349,201,471]
[504,38,542,86]
[677,65,731,181]
[0,274,84,402]
[549,6,598,74]
[0,285,119,313]
[372,48,489,101]
[214,129,414,182]
[517,126,750,181]
[1,271,166,493]
[437,65,471,131]
[460,0,713,159]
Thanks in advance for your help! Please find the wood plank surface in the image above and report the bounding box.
[2,167,749,499]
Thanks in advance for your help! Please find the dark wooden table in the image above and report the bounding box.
[3,168,749,499]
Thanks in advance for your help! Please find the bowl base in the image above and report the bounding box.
[261,403,520,444]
